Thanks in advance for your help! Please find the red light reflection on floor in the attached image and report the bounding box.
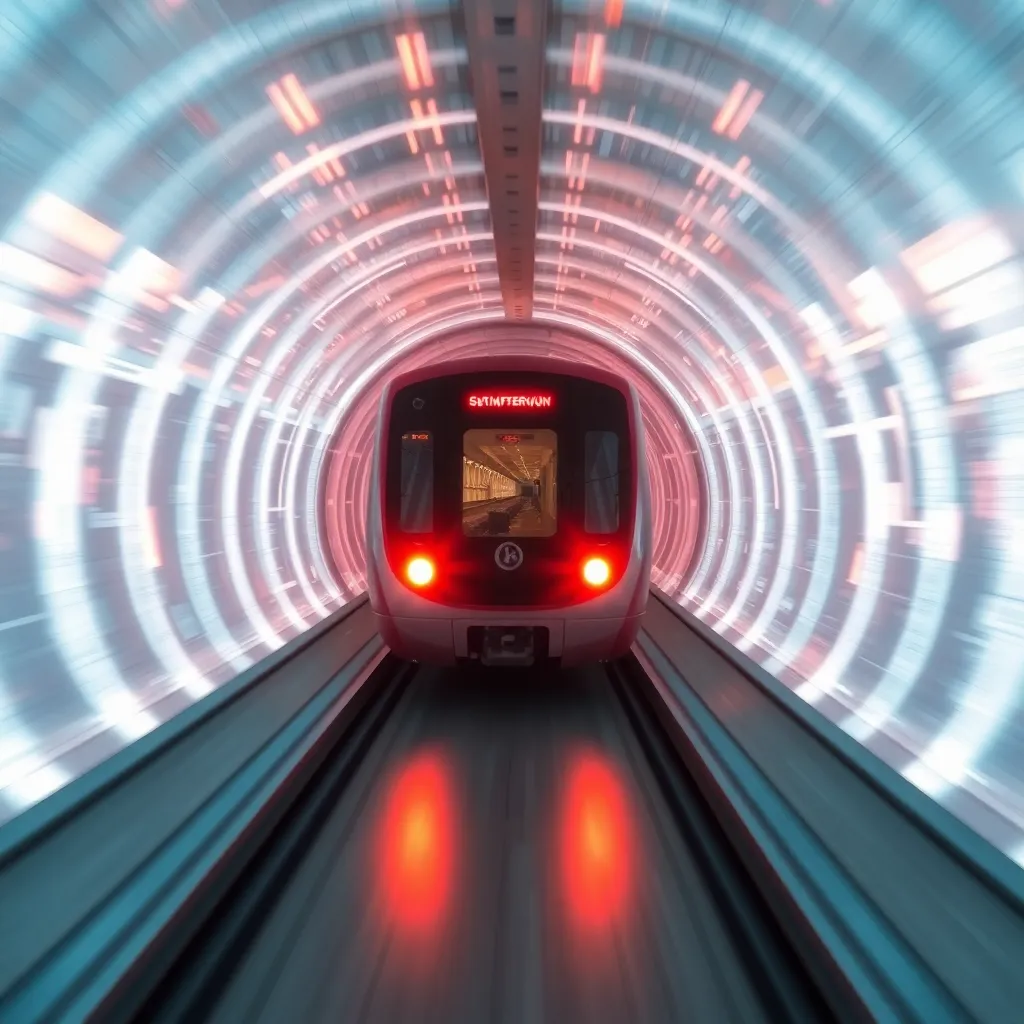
[560,751,634,931]
[377,750,456,937]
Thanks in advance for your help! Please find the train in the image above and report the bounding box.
[366,357,652,667]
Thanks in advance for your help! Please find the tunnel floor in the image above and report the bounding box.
[149,664,813,1023]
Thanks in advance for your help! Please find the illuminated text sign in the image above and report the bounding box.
[466,393,554,411]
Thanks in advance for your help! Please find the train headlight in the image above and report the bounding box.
[405,556,435,587]
[582,556,611,588]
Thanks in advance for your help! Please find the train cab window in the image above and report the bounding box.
[399,432,433,533]
[584,431,620,533]
[462,428,557,538]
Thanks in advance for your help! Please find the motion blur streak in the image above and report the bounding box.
[377,750,456,938]
[0,0,1023,872]
[560,751,633,933]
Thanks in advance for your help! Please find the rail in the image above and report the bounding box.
[3,590,1023,1022]
[0,597,390,1023]
[636,589,1024,1023]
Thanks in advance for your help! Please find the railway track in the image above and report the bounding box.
[133,659,827,1024]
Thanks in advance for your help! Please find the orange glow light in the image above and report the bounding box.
[586,34,606,93]
[561,752,633,931]
[396,33,421,90]
[306,143,343,184]
[426,99,444,144]
[267,74,319,135]
[712,79,750,136]
[570,34,606,93]
[378,752,455,936]
[412,32,435,88]
[576,152,590,191]
[281,73,320,129]
[726,87,764,140]
[396,32,434,90]
[266,81,305,134]
[604,0,623,27]
[405,556,435,586]
[571,33,589,86]
[582,556,611,587]
[574,99,586,144]
[730,155,751,198]
[848,542,864,585]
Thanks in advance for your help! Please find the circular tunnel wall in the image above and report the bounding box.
[0,1,1022,868]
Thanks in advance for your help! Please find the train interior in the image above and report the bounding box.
[462,428,557,537]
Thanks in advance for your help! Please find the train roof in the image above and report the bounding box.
[382,355,635,399]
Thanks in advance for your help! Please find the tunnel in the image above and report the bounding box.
[1,0,1023,1019]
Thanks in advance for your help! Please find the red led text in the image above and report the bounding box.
[466,393,554,410]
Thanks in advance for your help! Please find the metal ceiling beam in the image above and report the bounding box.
[462,0,548,321]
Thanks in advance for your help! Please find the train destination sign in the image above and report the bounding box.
[465,392,554,411]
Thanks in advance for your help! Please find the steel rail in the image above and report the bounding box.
[0,598,394,1023]
[635,590,1024,1023]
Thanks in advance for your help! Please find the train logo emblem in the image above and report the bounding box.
[495,541,524,571]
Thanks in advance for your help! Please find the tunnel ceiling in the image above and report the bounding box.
[2,2,1024,867]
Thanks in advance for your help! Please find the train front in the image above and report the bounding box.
[367,361,651,667]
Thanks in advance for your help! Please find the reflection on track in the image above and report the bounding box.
[200,666,779,1023]
[377,749,456,937]
[462,496,524,533]
[463,498,554,537]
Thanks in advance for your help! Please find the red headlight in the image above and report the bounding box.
[405,556,435,587]
[582,556,611,588]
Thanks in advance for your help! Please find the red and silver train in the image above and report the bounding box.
[366,357,652,667]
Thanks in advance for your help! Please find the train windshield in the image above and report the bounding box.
[462,429,557,537]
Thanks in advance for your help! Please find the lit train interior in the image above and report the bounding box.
[463,429,557,537]
[1,1,1023,1020]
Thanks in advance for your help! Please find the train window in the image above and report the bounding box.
[462,428,557,537]
[399,432,433,533]
[584,431,619,533]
